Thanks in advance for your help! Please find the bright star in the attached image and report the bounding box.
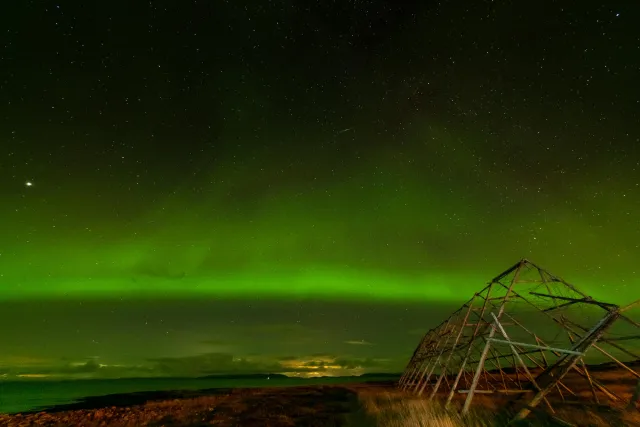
[25,181,33,187]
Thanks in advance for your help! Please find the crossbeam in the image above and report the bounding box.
[457,389,533,394]
[486,338,583,356]
[529,291,618,308]
[398,259,640,426]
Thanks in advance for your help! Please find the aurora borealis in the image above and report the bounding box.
[1,1,639,380]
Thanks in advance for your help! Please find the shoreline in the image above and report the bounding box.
[0,375,400,415]
[0,381,395,426]
[21,387,235,415]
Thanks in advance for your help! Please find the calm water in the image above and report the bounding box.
[0,376,388,414]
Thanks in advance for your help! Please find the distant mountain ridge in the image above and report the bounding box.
[358,372,401,378]
[197,373,290,380]
[197,372,401,380]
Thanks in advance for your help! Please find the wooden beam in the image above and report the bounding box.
[428,298,477,399]
[486,338,583,355]
[457,389,533,394]
[462,261,523,414]
[628,379,640,411]
[445,283,494,407]
[529,291,618,308]
[512,308,620,421]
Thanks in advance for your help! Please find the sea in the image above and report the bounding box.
[0,375,394,414]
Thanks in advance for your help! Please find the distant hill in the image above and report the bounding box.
[197,373,290,380]
[358,373,401,378]
[196,372,401,380]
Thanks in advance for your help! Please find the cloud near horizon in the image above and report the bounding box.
[0,352,402,380]
[344,340,374,346]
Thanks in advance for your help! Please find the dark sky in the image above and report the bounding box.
[1,0,639,379]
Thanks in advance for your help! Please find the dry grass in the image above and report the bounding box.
[353,384,640,427]
[356,389,493,427]
[350,363,640,427]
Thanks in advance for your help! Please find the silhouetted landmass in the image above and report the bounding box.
[7,386,370,426]
[197,372,399,380]
[25,388,234,414]
[4,363,637,427]
[357,372,401,378]
[20,374,398,415]
[197,373,290,380]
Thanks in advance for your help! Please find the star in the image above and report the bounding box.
[25,181,33,187]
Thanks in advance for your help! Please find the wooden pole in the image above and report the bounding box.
[620,299,640,313]
[512,308,620,422]
[403,361,424,390]
[445,284,494,406]
[399,293,480,389]
[559,319,640,379]
[461,260,524,415]
[414,322,453,393]
[403,359,424,390]
[461,315,498,414]
[402,334,437,389]
[399,363,416,389]
[401,361,423,389]
[412,357,435,393]
[399,331,431,387]
[628,379,640,411]
[494,296,628,401]
[418,336,451,396]
[491,313,555,413]
[564,330,599,404]
[429,299,476,399]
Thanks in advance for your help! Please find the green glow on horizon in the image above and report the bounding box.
[0,267,634,305]
[0,269,473,301]
[1,123,638,306]
[1,0,639,391]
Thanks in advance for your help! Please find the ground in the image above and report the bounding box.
[0,383,379,427]
[0,374,638,426]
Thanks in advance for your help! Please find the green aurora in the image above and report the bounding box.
[0,0,639,384]
[2,123,638,304]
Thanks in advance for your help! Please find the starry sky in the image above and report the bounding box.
[1,0,639,380]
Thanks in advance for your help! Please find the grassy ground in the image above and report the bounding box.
[350,381,640,427]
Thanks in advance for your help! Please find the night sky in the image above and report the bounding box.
[1,0,639,380]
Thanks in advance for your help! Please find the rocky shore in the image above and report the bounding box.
[0,385,375,427]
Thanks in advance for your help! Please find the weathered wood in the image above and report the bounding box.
[486,338,583,355]
[603,334,640,342]
[529,291,618,308]
[620,299,640,313]
[491,313,555,413]
[416,333,451,395]
[399,258,639,426]
[462,261,523,415]
[445,284,494,407]
[497,302,624,401]
[413,323,455,393]
[559,319,640,379]
[457,389,533,394]
[628,379,640,411]
[512,308,620,421]
[428,298,476,399]
[462,318,498,414]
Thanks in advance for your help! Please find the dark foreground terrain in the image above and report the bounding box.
[0,383,383,427]
[1,378,638,426]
